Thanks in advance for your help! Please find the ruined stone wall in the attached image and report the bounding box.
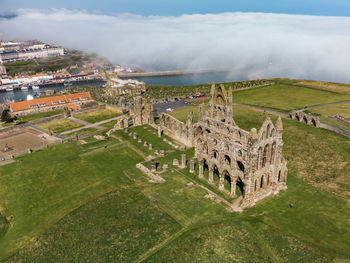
[289,111,320,127]
[158,112,194,148]
[193,83,288,208]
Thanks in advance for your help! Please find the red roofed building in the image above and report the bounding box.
[10,92,92,116]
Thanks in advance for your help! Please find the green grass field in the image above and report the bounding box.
[38,119,83,134]
[74,108,121,123]
[295,79,350,94]
[233,83,350,112]
[0,79,349,262]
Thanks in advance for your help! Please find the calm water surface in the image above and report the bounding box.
[1,72,243,103]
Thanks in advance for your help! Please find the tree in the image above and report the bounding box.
[1,109,12,123]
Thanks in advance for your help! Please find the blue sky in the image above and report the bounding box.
[1,0,350,17]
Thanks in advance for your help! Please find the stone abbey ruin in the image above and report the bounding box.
[113,83,288,209]
[192,84,288,207]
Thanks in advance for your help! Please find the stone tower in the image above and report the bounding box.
[133,96,154,126]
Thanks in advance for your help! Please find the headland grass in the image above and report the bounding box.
[0,79,349,262]
[233,83,350,112]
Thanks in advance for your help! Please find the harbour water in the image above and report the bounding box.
[0,80,104,103]
[0,72,243,103]
[124,71,244,86]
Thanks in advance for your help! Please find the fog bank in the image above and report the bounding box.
[1,9,350,82]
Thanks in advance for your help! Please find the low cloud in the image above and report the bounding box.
[1,9,350,82]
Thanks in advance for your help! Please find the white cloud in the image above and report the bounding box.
[1,9,350,82]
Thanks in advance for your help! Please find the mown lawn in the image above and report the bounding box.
[233,84,350,111]
[0,138,144,258]
[38,119,83,134]
[114,125,176,155]
[7,189,180,263]
[74,108,121,123]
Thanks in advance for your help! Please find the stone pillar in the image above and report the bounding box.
[173,159,179,166]
[230,178,236,197]
[123,118,128,128]
[219,174,224,191]
[133,133,137,139]
[158,126,162,137]
[180,154,186,168]
[151,159,156,172]
[148,144,153,150]
[189,159,195,173]
[198,161,204,178]
[209,167,214,183]
[144,141,148,147]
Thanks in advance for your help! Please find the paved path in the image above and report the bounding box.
[68,117,91,126]
[61,116,120,135]
[299,100,350,112]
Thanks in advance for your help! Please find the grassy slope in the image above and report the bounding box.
[74,108,121,123]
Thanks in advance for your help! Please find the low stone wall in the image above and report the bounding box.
[3,140,62,161]
[0,123,28,134]
[136,163,166,183]
[63,129,105,141]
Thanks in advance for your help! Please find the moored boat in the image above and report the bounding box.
[21,86,28,90]
[32,85,39,90]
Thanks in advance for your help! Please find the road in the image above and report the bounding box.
[153,101,190,115]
